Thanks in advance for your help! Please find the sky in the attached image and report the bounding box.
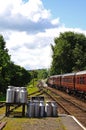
[0,0,86,70]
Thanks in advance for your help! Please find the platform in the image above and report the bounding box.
[59,114,86,130]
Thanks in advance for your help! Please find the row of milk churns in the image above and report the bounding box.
[6,86,28,103]
[26,101,58,117]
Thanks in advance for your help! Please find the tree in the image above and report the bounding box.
[9,63,31,87]
[0,35,11,93]
[37,69,48,79]
[0,34,31,94]
[50,31,86,75]
[29,69,48,80]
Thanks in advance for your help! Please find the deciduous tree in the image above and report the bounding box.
[50,31,86,75]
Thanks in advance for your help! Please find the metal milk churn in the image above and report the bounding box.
[51,101,58,117]
[6,86,15,103]
[45,101,52,117]
[34,101,40,117]
[39,101,45,117]
[20,87,28,103]
[14,87,20,103]
[27,101,35,117]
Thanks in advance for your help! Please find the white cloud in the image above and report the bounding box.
[5,30,52,69]
[11,0,51,22]
[51,18,60,25]
[0,0,86,70]
[0,0,52,33]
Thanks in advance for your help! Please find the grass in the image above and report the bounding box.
[27,86,39,95]
[0,106,5,114]
[3,117,27,130]
[27,79,39,95]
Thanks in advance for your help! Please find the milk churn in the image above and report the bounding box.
[20,87,28,103]
[39,101,45,117]
[14,87,20,103]
[45,101,52,117]
[51,101,58,117]
[34,101,40,117]
[6,86,15,103]
[27,101,35,117]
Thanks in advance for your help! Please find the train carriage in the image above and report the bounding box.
[47,76,54,87]
[75,70,86,94]
[61,73,75,93]
[47,70,86,98]
[47,75,61,88]
[52,75,61,89]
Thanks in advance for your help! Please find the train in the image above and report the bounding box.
[47,70,86,99]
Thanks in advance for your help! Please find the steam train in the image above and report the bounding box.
[47,70,86,98]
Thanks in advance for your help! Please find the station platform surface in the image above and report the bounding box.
[0,114,86,130]
[59,114,86,130]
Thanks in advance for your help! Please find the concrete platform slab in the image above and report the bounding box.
[59,114,86,130]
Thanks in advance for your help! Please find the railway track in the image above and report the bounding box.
[42,87,86,127]
[47,87,86,112]
[42,88,72,114]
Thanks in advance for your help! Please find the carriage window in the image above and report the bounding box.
[82,77,86,84]
[80,77,84,84]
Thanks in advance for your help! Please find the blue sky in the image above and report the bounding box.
[42,0,86,29]
[0,0,86,70]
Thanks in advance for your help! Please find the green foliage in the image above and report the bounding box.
[37,69,46,79]
[9,63,31,87]
[0,93,6,101]
[29,69,48,80]
[50,31,86,74]
[37,69,48,79]
[0,34,31,94]
[27,78,39,94]
[0,35,11,93]
[29,70,38,81]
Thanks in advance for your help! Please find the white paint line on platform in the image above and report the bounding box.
[69,116,86,130]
